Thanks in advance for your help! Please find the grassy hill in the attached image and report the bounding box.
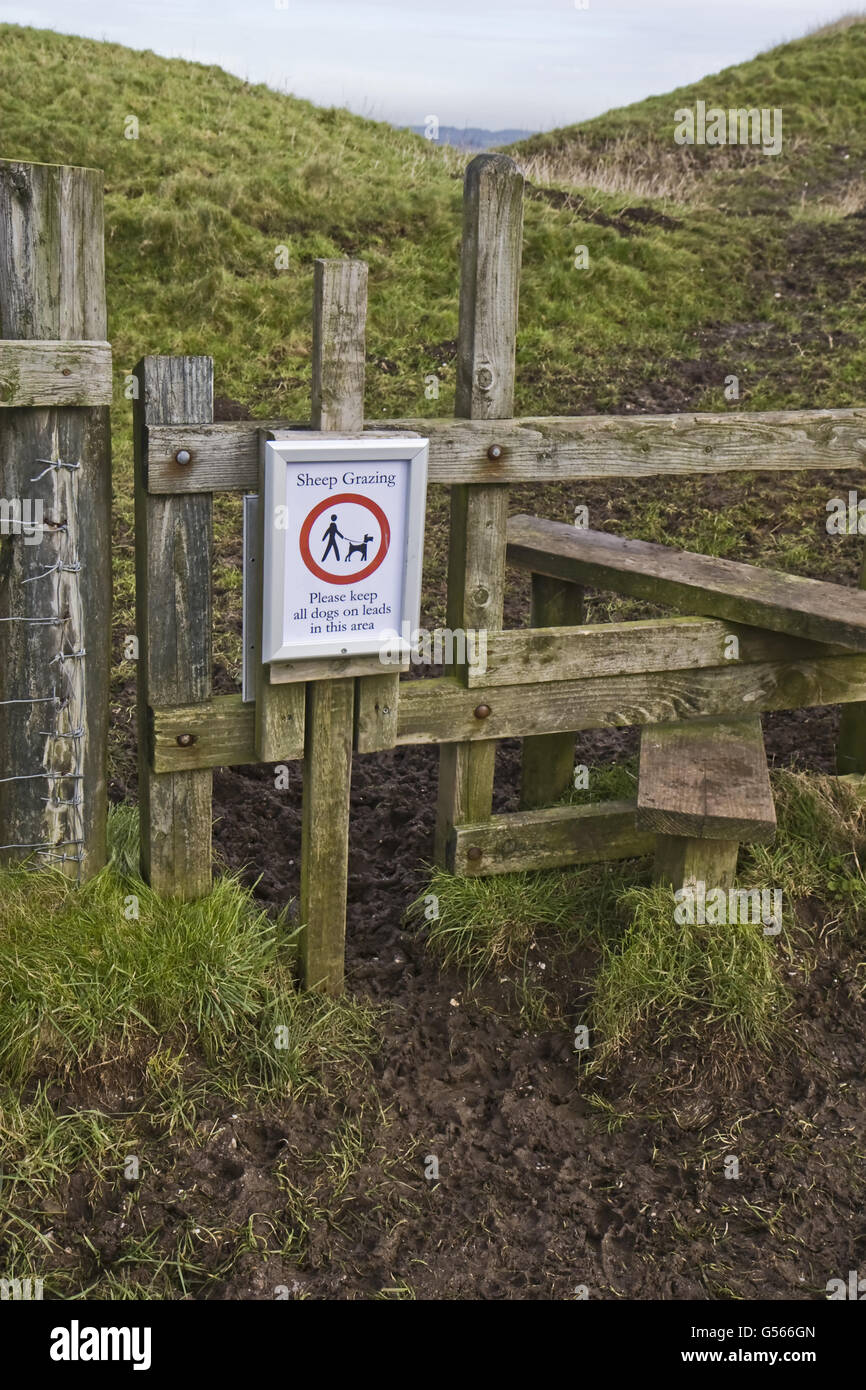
[3,16,866,758]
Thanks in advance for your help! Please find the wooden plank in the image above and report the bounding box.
[520,574,583,809]
[143,407,866,493]
[149,646,866,767]
[654,836,740,893]
[0,339,112,406]
[299,259,366,993]
[0,160,111,880]
[435,154,523,866]
[270,652,407,684]
[134,355,213,898]
[637,717,776,841]
[395,653,866,744]
[474,616,847,688]
[507,515,866,652]
[150,694,258,771]
[354,672,402,753]
[450,800,653,875]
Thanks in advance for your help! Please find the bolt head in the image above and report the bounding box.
[474,703,491,720]
[175,448,192,466]
[467,846,483,862]
[487,444,503,461]
[176,732,195,747]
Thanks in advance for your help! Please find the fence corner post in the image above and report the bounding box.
[0,159,111,880]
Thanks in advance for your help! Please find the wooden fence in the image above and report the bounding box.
[131,152,866,993]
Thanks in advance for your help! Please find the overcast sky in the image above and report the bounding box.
[1,1,860,130]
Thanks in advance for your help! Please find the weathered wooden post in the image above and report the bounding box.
[133,356,214,897]
[300,259,367,992]
[520,575,584,808]
[0,160,112,879]
[837,547,866,773]
[434,153,524,864]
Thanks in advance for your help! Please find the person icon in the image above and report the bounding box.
[321,514,345,564]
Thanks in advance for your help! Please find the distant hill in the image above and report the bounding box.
[408,125,535,150]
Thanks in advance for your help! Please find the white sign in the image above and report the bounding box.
[260,435,428,664]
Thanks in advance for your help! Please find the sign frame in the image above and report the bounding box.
[260,434,429,666]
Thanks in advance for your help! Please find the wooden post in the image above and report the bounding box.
[837,547,866,772]
[0,160,111,879]
[133,356,214,897]
[520,574,584,808]
[300,259,367,992]
[435,154,524,867]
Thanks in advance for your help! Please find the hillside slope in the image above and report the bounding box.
[511,15,866,213]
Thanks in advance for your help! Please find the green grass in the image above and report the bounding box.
[0,807,378,1297]
[412,768,866,1066]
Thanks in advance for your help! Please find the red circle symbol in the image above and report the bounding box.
[299,493,390,585]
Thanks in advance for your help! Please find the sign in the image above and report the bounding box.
[259,435,428,665]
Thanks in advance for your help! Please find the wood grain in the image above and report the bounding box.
[520,574,583,809]
[450,800,653,875]
[134,355,213,898]
[436,154,523,866]
[0,159,111,879]
[143,408,866,494]
[0,339,112,406]
[507,515,866,651]
[637,717,776,841]
[395,654,866,744]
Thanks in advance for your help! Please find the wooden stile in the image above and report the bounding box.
[435,153,524,866]
[134,356,213,898]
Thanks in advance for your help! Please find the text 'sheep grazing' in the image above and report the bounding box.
[674,101,783,157]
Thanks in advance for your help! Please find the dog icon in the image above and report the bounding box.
[346,533,374,563]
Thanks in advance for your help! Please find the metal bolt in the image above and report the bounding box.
[467,846,483,862]
[487,444,503,461]
[474,703,491,720]
[175,448,192,466]
[176,732,196,747]
[61,367,72,377]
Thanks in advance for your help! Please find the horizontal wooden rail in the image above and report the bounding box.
[450,800,653,874]
[394,653,866,745]
[150,648,866,769]
[142,407,866,492]
[472,616,846,688]
[508,516,866,651]
[0,339,112,406]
